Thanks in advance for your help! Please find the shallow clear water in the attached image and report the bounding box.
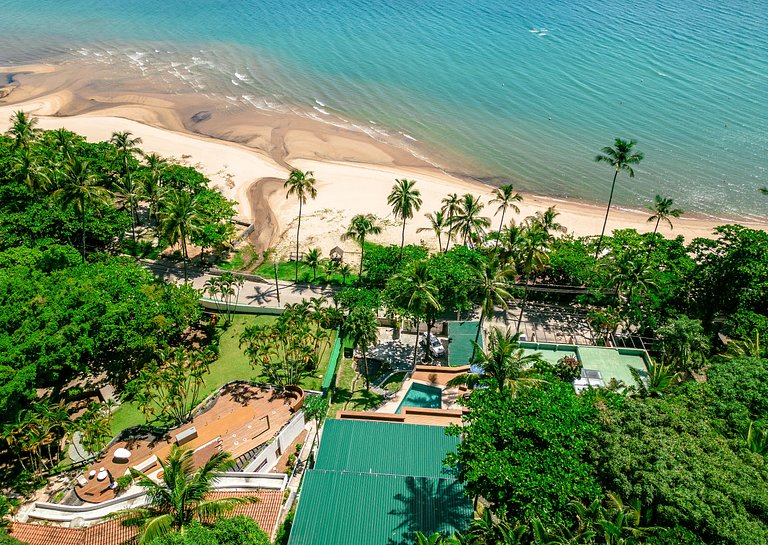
[1,0,766,216]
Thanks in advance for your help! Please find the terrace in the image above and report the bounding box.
[73,382,303,504]
[520,342,650,392]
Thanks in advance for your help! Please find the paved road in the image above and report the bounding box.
[143,260,340,309]
[142,260,597,344]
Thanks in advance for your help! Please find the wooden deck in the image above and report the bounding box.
[76,384,300,504]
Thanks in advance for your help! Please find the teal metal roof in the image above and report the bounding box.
[447,321,482,366]
[315,419,459,478]
[289,470,472,545]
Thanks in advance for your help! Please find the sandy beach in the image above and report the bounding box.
[1,63,763,260]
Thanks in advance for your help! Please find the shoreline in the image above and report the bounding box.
[1,62,764,256]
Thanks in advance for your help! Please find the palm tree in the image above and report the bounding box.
[50,127,79,159]
[606,254,657,310]
[414,532,462,545]
[448,327,544,394]
[744,421,768,456]
[395,260,441,366]
[655,316,710,374]
[387,179,423,259]
[304,248,322,281]
[143,153,168,225]
[341,213,382,278]
[341,306,379,390]
[416,210,447,252]
[113,445,258,544]
[441,193,463,253]
[496,221,525,268]
[515,223,551,333]
[460,508,529,545]
[111,131,144,243]
[594,138,644,258]
[110,130,144,178]
[7,110,41,150]
[158,190,202,281]
[451,194,491,246]
[529,206,566,236]
[284,169,318,282]
[338,262,353,285]
[646,194,683,250]
[629,361,680,397]
[53,157,112,262]
[490,184,523,238]
[722,331,766,359]
[11,148,48,193]
[471,260,514,357]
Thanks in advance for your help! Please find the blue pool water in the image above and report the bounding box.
[395,383,443,414]
[1,0,766,216]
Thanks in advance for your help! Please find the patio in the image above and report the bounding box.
[74,383,302,504]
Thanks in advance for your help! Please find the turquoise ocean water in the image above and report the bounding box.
[0,0,766,217]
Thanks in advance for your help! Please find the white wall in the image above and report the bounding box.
[243,411,306,473]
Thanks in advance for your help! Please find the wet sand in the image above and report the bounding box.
[0,62,763,256]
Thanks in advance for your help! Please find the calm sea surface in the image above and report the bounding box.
[1,0,766,217]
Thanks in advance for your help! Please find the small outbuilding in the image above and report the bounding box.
[329,246,344,263]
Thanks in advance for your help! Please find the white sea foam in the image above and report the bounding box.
[313,106,330,115]
[315,99,326,107]
[234,71,248,81]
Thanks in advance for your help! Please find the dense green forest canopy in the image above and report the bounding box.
[0,120,235,506]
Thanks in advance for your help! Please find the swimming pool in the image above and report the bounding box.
[395,383,442,414]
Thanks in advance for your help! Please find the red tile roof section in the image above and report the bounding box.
[10,490,284,545]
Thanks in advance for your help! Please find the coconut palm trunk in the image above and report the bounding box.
[181,227,189,281]
[399,218,407,261]
[362,345,370,390]
[445,219,454,253]
[595,168,619,259]
[413,319,420,366]
[516,273,531,333]
[80,196,87,263]
[496,207,508,240]
[295,199,302,282]
[358,235,366,278]
[472,313,484,362]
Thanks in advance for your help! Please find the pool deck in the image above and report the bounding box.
[379,378,462,414]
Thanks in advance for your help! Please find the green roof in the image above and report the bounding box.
[289,419,471,545]
[289,471,471,545]
[575,346,648,385]
[447,321,482,366]
[315,419,459,478]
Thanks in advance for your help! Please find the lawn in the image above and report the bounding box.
[327,356,384,418]
[381,371,407,394]
[110,314,337,436]
[254,259,357,286]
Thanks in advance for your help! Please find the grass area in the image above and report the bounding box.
[254,259,358,286]
[381,371,407,394]
[328,357,384,418]
[110,314,336,435]
[219,245,259,271]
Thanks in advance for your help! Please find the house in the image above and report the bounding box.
[288,419,471,545]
